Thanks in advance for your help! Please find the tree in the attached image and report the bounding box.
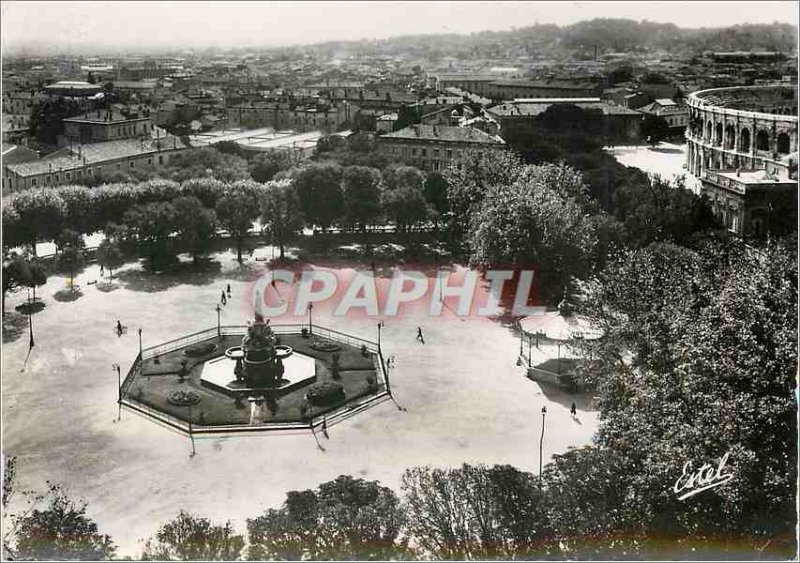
[342,165,383,233]
[172,196,217,264]
[423,171,450,230]
[160,148,250,183]
[381,165,430,234]
[249,151,293,183]
[12,483,116,561]
[442,150,526,245]
[95,238,125,282]
[401,464,554,560]
[122,202,178,270]
[641,114,670,146]
[3,252,30,313]
[612,174,719,247]
[56,244,84,291]
[260,179,303,261]
[468,175,598,303]
[141,511,244,561]
[25,260,48,303]
[579,239,797,558]
[248,475,407,560]
[291,162,345,232]
[215,190,259,262]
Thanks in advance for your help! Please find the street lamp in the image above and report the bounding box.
[539,406,547,478]
[28,312,34,349]
[138,328,143,358]
[308,302,313,335]
[377,321,385,353]
[112,363,121,421]
[215,304,222,338]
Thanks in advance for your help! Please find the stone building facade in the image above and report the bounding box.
[685,85,798,238]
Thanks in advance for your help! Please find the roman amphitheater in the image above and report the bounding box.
[686,84,798,177]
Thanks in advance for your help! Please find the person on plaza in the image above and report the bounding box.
[221,290,227,305]
[227,283,231,296]
[570,402,577,417]
[116,320,123,335]
[416,327,425,344]
[321,417,329,439]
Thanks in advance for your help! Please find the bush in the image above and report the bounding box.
[306,381,345,407]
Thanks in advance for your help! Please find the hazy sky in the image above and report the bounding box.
[2,1,798,54]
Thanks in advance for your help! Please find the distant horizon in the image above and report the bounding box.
[1,1,797,57]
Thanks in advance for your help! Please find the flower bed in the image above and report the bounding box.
[167,390,201,406]
[306,381,345,407]
[309,339,341,353]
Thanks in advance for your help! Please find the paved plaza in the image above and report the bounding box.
[2,247,599,556]
[606,141,702,193]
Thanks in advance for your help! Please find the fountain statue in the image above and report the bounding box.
[224,289,293,388]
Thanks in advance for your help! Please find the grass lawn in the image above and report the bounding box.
[129,332,382,426]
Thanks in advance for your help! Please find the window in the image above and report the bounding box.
[446,149,452,159]
[31,178,37,187]
[148,158,152,165]
[434,149,440,157]
[421,148,427,157]
[130,161,135,169]
[46,175,51,185]
[65,172,71,181]
[88,168,93,175]
[76,170,82,178]
[117,163,121,169]
[55,173,60,182]
[411,148,418,156]
[158,155,164,165]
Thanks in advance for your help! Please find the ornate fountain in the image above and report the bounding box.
[225,319,293,388]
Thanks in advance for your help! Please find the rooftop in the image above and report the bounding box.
[64,110,150,124]
[488,99,640,118]
[6,137,185,177]
[379,124,504,145]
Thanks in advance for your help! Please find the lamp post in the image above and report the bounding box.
[377,321,385,353]
[28,312,34,349]
[137,328,142,358]
[528,334,533,367]
[539,406,547,478]
[518,323,524,357]
[112,363,121,421]
[188,402,196,458]
[215,304,222,338]
[308,302,313,335]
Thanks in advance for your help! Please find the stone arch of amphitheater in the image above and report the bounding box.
[686,85,798,177]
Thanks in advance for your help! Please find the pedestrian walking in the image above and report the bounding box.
[570,402,577,417]
[100,265,104,277]
[416,327,425,344]
[116,320,123,335]
[227,284,231,296]
[321,417,329,439]
[221,291,227,305]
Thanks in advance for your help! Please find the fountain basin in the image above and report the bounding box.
[200,351,316,397]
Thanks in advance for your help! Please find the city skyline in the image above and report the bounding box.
[2,1,798,56]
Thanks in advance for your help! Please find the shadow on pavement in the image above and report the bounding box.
[2,312,28,343]
[535,378,598,413]
[15,301,46,315]
[53,288,84,302]
[115,259,222,292]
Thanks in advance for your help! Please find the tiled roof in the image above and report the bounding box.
[64,110,149,124]
[379,124,504,145]
[488,100,641,118]
[6,137,186,177]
